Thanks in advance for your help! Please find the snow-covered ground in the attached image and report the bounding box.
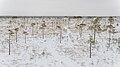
[0,17,120,67]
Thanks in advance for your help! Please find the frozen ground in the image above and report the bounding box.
[0,17,120,67]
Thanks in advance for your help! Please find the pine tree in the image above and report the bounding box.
[107,17,114,47]
[57,25,62,43]
[75,23,86,38]
[8,30,14,55]
[88,36,94,58]
[23,31,28,43]
[31,22,36,35]
[14,28,19,42]
[41,21,46,39]
[89,17,100,45]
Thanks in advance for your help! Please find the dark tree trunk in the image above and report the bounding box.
[60,30,62,43]
[93,29,96,45]
[16,32,17,42]
[109,30,111,47]
[81,28,82,38]
[37,23,39,34]
[24,20,25,28]
[90,43,91,58]
[68,19,70,28]
[42,28,44,39]
[52,22,53,28]
[9,35,10,55]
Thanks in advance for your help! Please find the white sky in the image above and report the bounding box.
[0,0,120,16]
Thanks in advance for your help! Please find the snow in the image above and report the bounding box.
[0,17,120,67]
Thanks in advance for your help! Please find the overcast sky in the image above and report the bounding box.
[0,0,120,16]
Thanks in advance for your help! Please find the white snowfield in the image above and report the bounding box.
[0,17,120,67]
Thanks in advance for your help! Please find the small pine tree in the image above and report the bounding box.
[14,28,19,42]
[23,31,28,43]
[88,36,94,58]
[57,25,62,43]
[106,17,114,47]
[8,30,14,55]
[31,22,36,35]
[41,21,46,39]
[75,23,86,38]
